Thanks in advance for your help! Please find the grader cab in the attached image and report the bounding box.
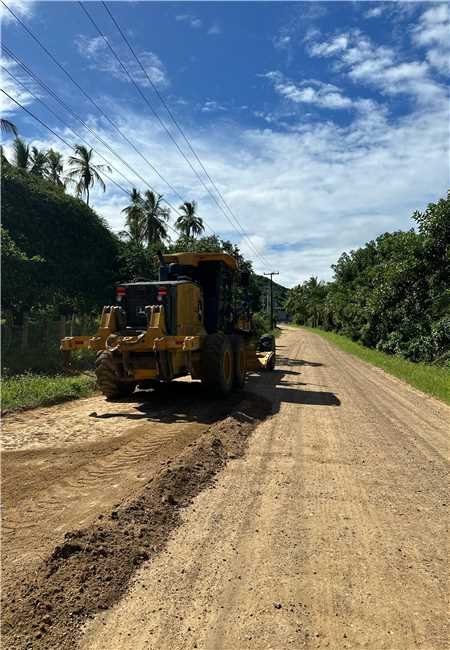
[61,252,275,399]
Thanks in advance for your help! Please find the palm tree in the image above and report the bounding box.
[121,188,145,244]
[12,137,29,170]
[29,146,49,177]
[142,190,170,246]
[66,145,111,205]
[175,201,204,239]
[1,118,18,137]
[46,149,64,186]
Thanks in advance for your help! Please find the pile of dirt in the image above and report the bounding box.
[1,394,270,650]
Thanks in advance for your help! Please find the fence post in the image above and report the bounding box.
[21,314,29,351]
[70,313,75,337]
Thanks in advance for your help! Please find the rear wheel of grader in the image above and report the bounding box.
[232,335,246,390]
[95,350,136,400]
[200,334,234,395]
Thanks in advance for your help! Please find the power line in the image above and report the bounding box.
[0,0,213,236]
[2,45,187,234]
[101,0,270,268]
[102,0,270,268]
[0,88,131,197]
[2,86,186,242]
[2,0,270,270]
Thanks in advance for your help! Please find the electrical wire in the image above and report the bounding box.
[2,45,189,234]
[101,0,270,268]
[2,0,268,268]
[0,0,214,236]
[0,88,131,197]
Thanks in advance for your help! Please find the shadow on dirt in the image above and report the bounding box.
[90,354,339,424]
[90,381,246,426]
[246,367,341,410]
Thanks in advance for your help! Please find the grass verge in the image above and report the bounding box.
[1,373,96,414]
[297,326,450,405]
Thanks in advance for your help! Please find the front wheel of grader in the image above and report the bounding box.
[95,350,136,400]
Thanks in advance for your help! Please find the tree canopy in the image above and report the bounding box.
[286,193,450,364]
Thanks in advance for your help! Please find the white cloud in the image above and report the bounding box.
[0,56,39,118]
[0,0,34,23]
[412,4,450,75]
[310,35,349,57]
[308,28,448,104]
[273,34,291,50]
[365,6,384,19]
[175,14,202,29]
[265,72,354,110]
[201,100,226,113]
[23,88,447,287]
[75,35,168,88]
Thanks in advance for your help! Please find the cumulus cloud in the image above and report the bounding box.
[75,35,168,88]
[365,5,385,19]
[0,56,39,118]
[265,72,359,110]
[175,14,202,29]
[0,0,34,23]
[412,4,450,75]
[307,28,448,104]
[19,89,447,287]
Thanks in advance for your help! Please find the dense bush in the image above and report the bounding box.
[1,167,120,315]
[286,193,450,365]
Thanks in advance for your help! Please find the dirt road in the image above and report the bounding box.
[80,327,449,650]
[1,382,252,596]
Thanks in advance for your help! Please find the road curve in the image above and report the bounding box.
[81,326,450,650]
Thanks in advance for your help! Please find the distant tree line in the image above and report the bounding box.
[286,193,450,365]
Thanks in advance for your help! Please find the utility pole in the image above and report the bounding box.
[264,271,279,330]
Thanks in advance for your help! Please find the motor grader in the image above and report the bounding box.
[61,252,275,399]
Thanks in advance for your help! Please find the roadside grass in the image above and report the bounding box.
[295,326,450,405]
[1,373,96,414]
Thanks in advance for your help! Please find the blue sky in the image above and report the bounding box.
[1,1,449,286]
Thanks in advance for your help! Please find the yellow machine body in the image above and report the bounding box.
[61,252,275,398]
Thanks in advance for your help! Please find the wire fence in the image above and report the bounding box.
[1,313,99,376]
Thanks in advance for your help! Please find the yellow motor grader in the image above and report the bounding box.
[61,252,275,399]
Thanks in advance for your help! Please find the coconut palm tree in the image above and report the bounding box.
[12,137,29,170]
[1,118,18,137]
[142,190,170,246]
[45,149,64,186]
[29,146,49,177]
[121,187,145,244]
[66,145,111,205]
[175,201,204,239]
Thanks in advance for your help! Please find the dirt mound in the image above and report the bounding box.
[1,395,270,650]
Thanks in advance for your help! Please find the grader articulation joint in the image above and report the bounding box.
[61,252,275,399]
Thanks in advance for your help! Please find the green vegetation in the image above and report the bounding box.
[287,193,450,367]
[1,373,96,413]
[298,326,450,405]
[1,143,284,412]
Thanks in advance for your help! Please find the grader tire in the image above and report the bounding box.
[231,335,246,390]
[200,334,234,396]
[95,351,135,400]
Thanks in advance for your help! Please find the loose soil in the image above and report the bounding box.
[82,328,449,650]
[2,327,449,650]
[1,390,270,650]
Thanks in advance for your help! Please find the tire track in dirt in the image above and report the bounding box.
[80,327,449,650]
[1,384,247,597]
